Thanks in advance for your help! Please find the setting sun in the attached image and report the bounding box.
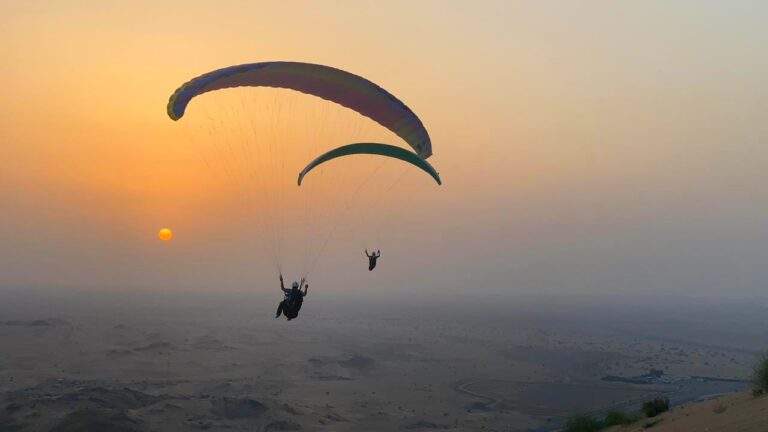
[158,228,173,242]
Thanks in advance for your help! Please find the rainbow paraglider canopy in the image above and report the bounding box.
[167,61,432,158]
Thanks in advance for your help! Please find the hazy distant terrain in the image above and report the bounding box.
[0,288,764,431]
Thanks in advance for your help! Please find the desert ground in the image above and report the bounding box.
[0,288,764,431]
[604,391,768,432]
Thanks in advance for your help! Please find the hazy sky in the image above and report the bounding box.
[2,1,767,298]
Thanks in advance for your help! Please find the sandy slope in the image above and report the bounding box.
[605,392,768,432]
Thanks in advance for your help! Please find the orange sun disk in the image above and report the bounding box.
[158,228,173,241]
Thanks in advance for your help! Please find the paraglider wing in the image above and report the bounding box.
[167,62,432,158]
[297,143,442,186]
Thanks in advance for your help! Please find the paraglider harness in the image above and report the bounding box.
[278,275,306,320]
[283,289,304,320]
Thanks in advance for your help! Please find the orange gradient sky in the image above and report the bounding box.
[2,1,768,297]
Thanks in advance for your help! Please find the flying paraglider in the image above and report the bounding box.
[276,274,308,320]
[365,249,381,271]
[166,61,440,319]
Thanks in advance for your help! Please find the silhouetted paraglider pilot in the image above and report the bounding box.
[365,249,381,271]
[275,274,308,321]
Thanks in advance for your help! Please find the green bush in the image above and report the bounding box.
[752,351,768,395]
[564,415,602,432]
[641,397,669,418]
[603,410,636,426]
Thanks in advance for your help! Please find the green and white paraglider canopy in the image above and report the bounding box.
[298,143,441,186]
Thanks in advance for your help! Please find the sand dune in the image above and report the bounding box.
[604,392,768,432]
